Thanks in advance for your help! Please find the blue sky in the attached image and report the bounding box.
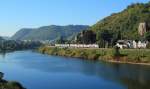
[0,0,149,36]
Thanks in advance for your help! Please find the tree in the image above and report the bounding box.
[76,30,96,44]
[97,30,113,48]
[113,46,120,57]
[111,30,122,46]
[145,32,150,41]
[90,2,150,41]
[56,36,66,44]
[0,72,4,80]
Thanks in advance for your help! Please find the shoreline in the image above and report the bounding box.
[102,60,150,66]
[38,46,150,66]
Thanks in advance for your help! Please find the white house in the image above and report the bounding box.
[132,40,137,48]
[116,40,148,49]
[137,41,147,48]
[116,40,129,49]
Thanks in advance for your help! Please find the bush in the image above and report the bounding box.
[0,72,25,89]
[6,81,25,89]
[0,72,4,80]
[112,46,120,57]
[146,43,150,48]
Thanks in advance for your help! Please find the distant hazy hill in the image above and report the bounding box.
[90,2,150,39]
[0,37,4,41]
[2,36,11,40]
[12,25,89,41]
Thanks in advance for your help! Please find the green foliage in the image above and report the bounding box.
[39,46,150,63]
[145,32,150,41]
[97,30,114,48]
[12,25,89,42]
[0,72,25,89]
[91,2,150,40]
[0,72,4,80]
[146,42,150,48]
[76,30,96,44]
[97,40,105,48]
[112,46,120,57]
[0,39,42,52]
[56,36,66,44]
[4,81,25,89]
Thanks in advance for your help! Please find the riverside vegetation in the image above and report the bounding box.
[39,46,150,64]
[0,37,42,52]
[0,72,25,89]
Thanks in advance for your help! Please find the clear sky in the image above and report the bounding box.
[0,0,149,36]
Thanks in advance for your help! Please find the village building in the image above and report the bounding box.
[116,22,149,49]
[116,40,148,49]
[116,40,132,49]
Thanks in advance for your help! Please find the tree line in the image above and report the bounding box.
[0,39,42,52]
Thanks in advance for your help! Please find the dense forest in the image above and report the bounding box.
[91,2,150,39]
[75,2,150,47]
[0,37,42,52]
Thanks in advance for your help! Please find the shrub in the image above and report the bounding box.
[0,72,4,80]
[112,46,120,57]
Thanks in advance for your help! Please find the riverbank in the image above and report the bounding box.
[0,72,25,89]
[38,46,150,65]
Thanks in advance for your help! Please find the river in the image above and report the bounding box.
[0,51,149,89]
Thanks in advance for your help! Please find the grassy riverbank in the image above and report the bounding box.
[39,46,150,64]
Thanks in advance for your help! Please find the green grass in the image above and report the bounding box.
[39,46,150,63]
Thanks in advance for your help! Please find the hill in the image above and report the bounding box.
[91,2,150,40]
[12,25,89,41]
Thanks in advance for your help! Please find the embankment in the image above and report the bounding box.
[38,46,150,65]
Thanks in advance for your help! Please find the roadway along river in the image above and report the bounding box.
[0,51,149,89]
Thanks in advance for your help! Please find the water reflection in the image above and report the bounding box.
[101,63,150,89]
[0,52,6,58]
[14,54,150,89]
[0,51,150,89]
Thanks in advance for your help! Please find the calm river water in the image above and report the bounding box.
[0,51,149,89]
